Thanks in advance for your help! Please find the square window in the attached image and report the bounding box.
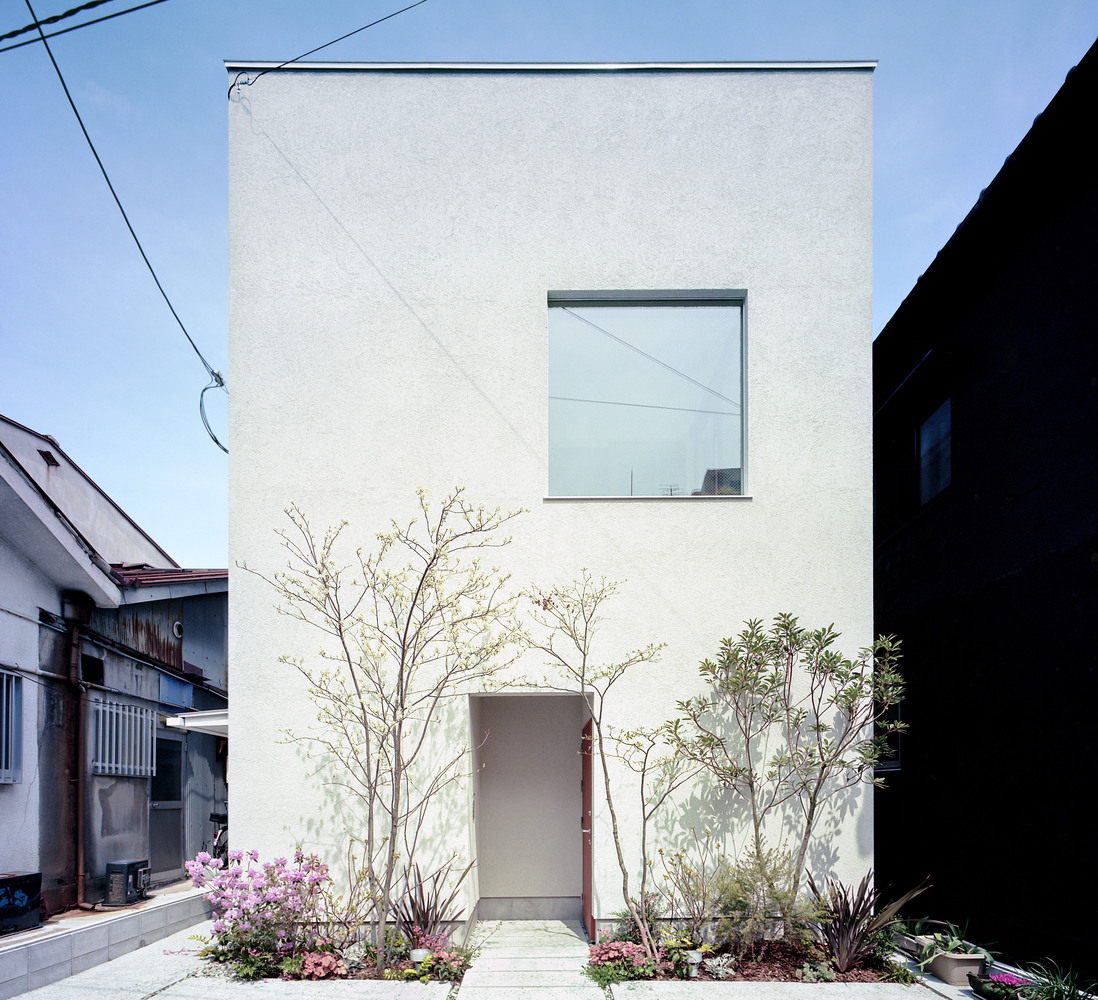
[548,293,744,497]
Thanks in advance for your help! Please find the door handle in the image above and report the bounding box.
[582,828,591,833]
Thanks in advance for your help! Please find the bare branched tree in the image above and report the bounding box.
[527,571,665,960]
[244,488,524,968]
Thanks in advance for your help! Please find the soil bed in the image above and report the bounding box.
[650,941,889,983]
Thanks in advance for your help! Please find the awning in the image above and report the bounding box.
[165,708,228,737]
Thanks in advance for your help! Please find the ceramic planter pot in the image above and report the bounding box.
[685,950,703,978]
[925,951,986,986]
[894,932,925,956]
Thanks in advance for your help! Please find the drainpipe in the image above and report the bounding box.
[62,592,95,910]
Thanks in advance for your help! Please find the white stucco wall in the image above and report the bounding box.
[228,64,874,917]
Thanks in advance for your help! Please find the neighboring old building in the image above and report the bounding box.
[0,415,228,914]
[228,62,875,934]
[874,41,1097,972]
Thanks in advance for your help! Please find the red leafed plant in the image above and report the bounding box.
[806,868,929,973]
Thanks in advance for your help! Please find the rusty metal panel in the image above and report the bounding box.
[89,601,183,671]
[181,594,227,689]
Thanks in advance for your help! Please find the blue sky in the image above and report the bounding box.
[1,0,1095,567]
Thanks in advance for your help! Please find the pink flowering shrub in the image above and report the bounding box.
[409,925,450,952]
[990,974,1032,987]
[186,848,338,979]
[423,946,475,982]
[585,939,658,983]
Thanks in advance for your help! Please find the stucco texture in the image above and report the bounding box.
[228,65,874,919]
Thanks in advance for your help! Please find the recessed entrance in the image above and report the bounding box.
[471,694,588,921]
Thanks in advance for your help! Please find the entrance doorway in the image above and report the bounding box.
[150,732,184,881]
[472,694,589,921]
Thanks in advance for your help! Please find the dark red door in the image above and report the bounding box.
[581,719,594,940]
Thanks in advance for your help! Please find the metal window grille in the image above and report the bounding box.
[91,699,156,776]
[0,670,21,784]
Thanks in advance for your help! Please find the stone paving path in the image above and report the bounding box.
[9,916,962,1000]
[458,918,602,999]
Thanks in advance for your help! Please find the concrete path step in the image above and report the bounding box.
[458,919,601,998]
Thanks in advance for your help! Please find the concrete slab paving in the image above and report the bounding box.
[456,919,604,999]
[458,990,604,1000]
[611,984,938,998]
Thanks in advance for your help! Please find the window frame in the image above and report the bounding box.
[1,668,22,784]
[545,289,748,500]
[917,396,951,505]
[91,698,157,777]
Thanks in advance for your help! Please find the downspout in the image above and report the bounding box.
[63,592,96,910]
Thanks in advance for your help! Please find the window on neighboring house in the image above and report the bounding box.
[91,699,156,777]
[918,397,951,504]
[1,670,22,784]
[548,292,745,497]
[874,701,902,773]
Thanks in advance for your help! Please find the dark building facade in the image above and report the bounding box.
[874,39,1098,972]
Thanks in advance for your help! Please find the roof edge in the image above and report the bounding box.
[224,59,877,73]
[0,413,179,569]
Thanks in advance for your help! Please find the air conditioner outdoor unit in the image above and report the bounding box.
[105,860,150,905]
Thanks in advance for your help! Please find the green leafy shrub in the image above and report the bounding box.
[715,844,813,959]
[611,892,662,945]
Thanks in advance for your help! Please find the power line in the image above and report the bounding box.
[24,0,227,454]
[549,395,736,417]
[559,306,741,411]
[0,0,170,54]
[228,0,431,98]
[2,0,118,43]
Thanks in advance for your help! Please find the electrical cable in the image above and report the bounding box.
[25,0,227,454]
[0,0,169,54]
[2,0,118,43]
[228,0,431,98]
[559,306,741,411]
[549,395,736,417]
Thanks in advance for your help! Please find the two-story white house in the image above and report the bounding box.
[227,61,875,935]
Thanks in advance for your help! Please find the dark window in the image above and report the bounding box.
[918,398,951,504]
[81,655,104,686]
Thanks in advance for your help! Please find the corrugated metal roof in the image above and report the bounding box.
[110,564,228,587]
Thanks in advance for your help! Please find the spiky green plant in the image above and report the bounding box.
[1027,961,1096,1000]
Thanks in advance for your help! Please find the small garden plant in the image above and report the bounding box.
[186,848,476,983]
[583,939,658,986]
